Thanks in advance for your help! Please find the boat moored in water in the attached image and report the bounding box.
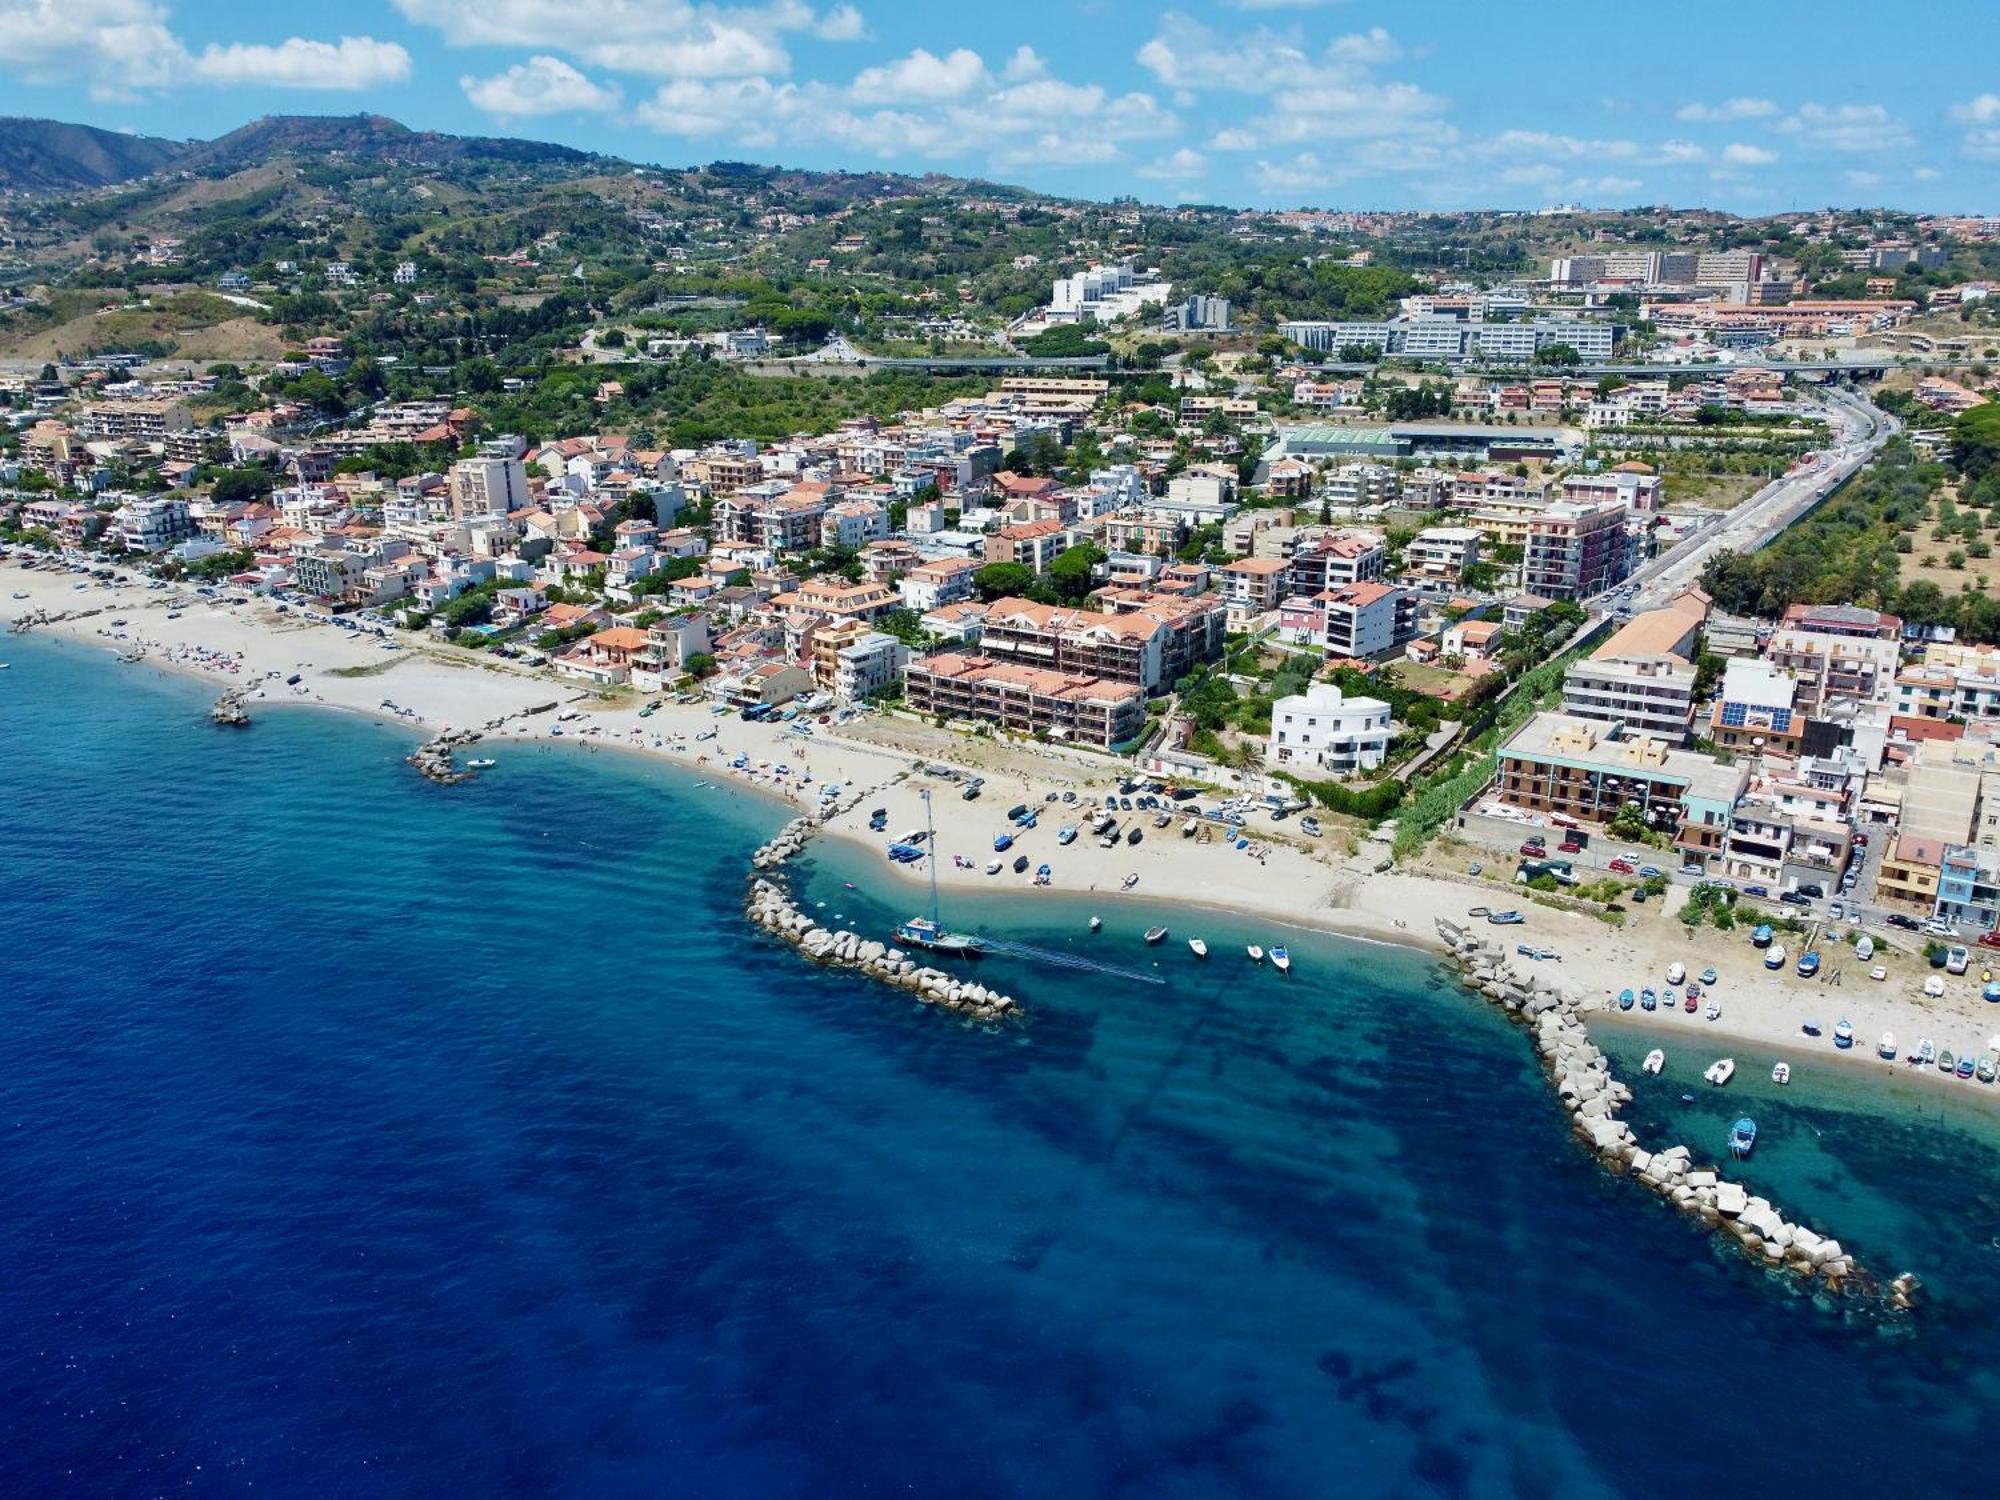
[1246,945,1264,963]
[1270,946,1292,973]
[1089,916,1102,932]
[1189,938,1208,959]
[1642,1049,1665,1075]
[1704,1058,1736,1086]
[1728,1118,1757,1158]
[1144,926,1168,945]
[1771,1061,1791,1085]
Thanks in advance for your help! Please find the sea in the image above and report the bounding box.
[4,631,2000,1499]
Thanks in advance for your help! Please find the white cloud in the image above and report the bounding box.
[1720,142,1778,167]
[1674,97,1777,122]
[992,135,1121,170]
[0,0,407,99]
[813,4,865,41]
[394,0,797,78]
[192,36,411,91]
[635,76,801,136]
[1328,25,1399,65]
[850,46,987,103]
[1137,147,1207,181]
[1845,169,1883,188]
[1001,45,1045,82]
[1776,103,1913,154]
[1254,153,1325,195]
[1950,94,2000,124]
[461,55,621,118]
[1915,165,1943,181]
[1208,127,1257,151]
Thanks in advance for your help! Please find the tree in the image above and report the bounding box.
[685,653,717,679]
[1533,343,1583,367]
[1952,402,2000,482]
[1045,542,1105,603]
[974,561,1035,600]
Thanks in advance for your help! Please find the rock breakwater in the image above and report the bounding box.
[747,818,1021,1023]
[1437,917,1918,1313]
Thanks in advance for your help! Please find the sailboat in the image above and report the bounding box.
[895,789,986,956]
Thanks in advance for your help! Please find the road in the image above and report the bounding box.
[1627,386,1897,611]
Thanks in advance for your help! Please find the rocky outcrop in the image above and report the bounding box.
[210,687,250,726]
[1434,916,1908,1312]
[747,817,1022,1024]
[407,727,481,783]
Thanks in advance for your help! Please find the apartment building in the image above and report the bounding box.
[1895,659,2000,724]
[1495,713,1745,865]
[1766,608,1901,712]
[1321,464,1399,508]
[1093,589,1227,687]
[977,597,1172,692]
[820,498,889,551]
[1219,557,1292,627]
[1710,658,1805,755]
[1561,655,1697,744]
[82,398,191,443]
[1559,463,1661,515]
[1290,531,1386,593]
[984,519,1073,571]
[1268,682,1395,774]
[1523,499,1632,601]
[448,454,530,518]
[833,632,908,703]
[903,653,1145,748]
[1280,581,1418,660]
[898,557,980,613]
[713,484,830,551]
[110,496,193,552]
[1403,527,1481,586]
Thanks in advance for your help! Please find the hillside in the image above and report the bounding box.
[0,118,187,193]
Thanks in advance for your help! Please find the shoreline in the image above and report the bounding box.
[8,565,2000,1110]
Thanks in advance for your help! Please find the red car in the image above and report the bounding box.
[1684,993,1698,1013]
[1979,932,2000,950]
[1520,842,1545,856]
[1608,858,1636,874]
[1559,840,1583,854]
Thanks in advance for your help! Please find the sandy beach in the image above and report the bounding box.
[11,561,2000,1103]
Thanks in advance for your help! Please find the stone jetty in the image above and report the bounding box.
[406,728,481,784]
[746,817,1021,1023]
[1435,916,1918,1312]
[209,687,251,726]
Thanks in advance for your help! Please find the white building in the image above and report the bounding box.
[834,632,909,702]
[1404,527,1482,586]
[1268,681,1395,774]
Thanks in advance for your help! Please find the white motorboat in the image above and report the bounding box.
[985,859,1002,875]
[1870,964,1888,981]
[1247,945,1264,963]
[1089,916,1102,932]
[1704,999,1721,1022]
[1704,1058,1736,1086]
[1144,926,1169,945]
[1642,1049,1665,1075]
[1764,944,1788,971]
[1188,938,1208,959]
[1772,1061,1791,1085]
[1270,946,1292,973]
[1878,1032,1897,1059]
[1666,961,1686,986]
[1856,934,1875,961]
[1924,975,1946,998]
[1917,1038,1936,1067]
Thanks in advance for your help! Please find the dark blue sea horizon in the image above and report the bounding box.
[4,633,1999,1498]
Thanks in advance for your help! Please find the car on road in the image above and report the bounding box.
[1607,858,1636,874]
[1638,865,1663,879]
[1886,913,1921,931]
[1779,890,1811,907]
[1743,884,1769,898]
[1678,863,1704,877]
[1798,882,1826,900]
[1829,901,1844,920]
[1519,842,1546,857]
[1559,840,1582,854]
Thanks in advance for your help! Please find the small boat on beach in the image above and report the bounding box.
[1012,854,1029,874]
[1666,961,1686,986]
[1728,1118,1757,1159]
[1871,965,1888,981]
[1802,1018,1822,1037]
[1765,944,1788,971]
[1751,924,1773,949]
[984,859,1002,875]
[1704,1058,1736,1086]
[1247,945,1264,963]
[1700,967,1718,986]
[1642,1049,1665,1075]
[1940,1048,1957,1073]
[1640,987,1657,1012]
[1188,938,1208,959]
[1057,825,1078,845]
[1857,935,1875,961]
[1834,1018,1854,1049]
[1924,975,1946,998]
[1879,1032,1897,1059]
[1772,1062,1791,1085]
[1270,946,1292,973]
[1034,864,1051,886]
[1618,988,1635,1011]
[1705,999,1721,1021]
[1917,1038,1936,1068]
[1144,926,1168,945]
[1121,873,1139,890]
[1979,1053,1999,1084]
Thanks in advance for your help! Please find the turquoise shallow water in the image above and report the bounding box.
[3,632,1999,1498]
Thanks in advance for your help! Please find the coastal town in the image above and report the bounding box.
[15,214,2000,1104]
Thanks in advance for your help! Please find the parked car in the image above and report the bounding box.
[1886,913,1921,932]
[1678,863,1704,877]
[1779,890,1811,907]
[1798,883,1825,900]
[1978,932,2000,949]
[1607,858,1636,875]
[1829,901,1844,920]
[1743,884,1770,898]
[1638,865,1663,879]
[1559,840,1582,854]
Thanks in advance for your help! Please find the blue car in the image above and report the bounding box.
[1638,865,1664,879]
[1744,884,1770,898]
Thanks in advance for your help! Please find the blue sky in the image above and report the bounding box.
[4,1,1998,213]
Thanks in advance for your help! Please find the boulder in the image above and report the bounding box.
[1714,1182,1748,1216]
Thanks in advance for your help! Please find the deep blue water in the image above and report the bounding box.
[4,633,2000,1499]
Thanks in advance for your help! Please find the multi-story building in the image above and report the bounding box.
[1767,607,1902,712]
[449,454,529,518]
[1268,682,1395,775]
[1290,531,1386,593]
[1710,658,1804,755]
[898,557,980,613]
[1093,589,1227,687]
[833,632,909,703]
[82,398,192,443]
[1219,557,1291,627]
[903,653,1145,748]
[1281,581,1418,660]
[1559,463,1661,515]
[1320,464,1400,508]
[1523,499,1632,600]
[819,498,889,551]
[1403,527,1482,587]
[1561,655,1698,744]
[110,496,193,552]
[1494,713,1745,866]
[978,597,1173,692]
[1895,659,2000,724]
[713,483,830,551]
[984,519,1072,572]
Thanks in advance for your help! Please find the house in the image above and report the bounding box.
[554,626,653,685]
[1268,682,1395,774]
[899,557,980,613]
[903,653,1145,748]
[630,613,712,691]
[984,518,1072,571]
